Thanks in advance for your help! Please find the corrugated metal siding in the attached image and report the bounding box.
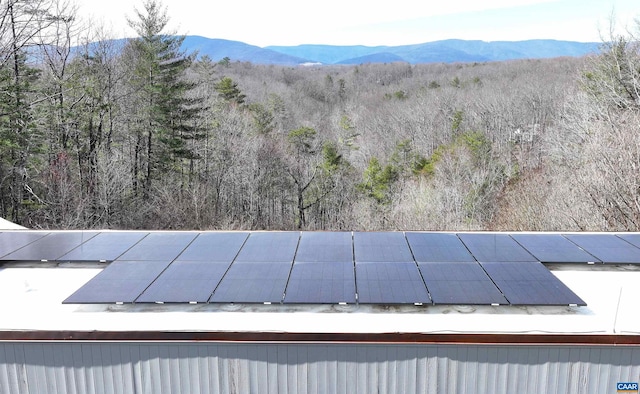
[1,342,640,394]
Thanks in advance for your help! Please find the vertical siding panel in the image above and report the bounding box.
[137,344,152,394]
[345,345,358,394]
[355,345,367,394]
[305,345,317,394]
[275,344,287,394]
[264,344,278,394]
[0,344,12,394]
[415,345,427,394]
[314,345,328,394]
[425,345,438,394]
[296,345,307,394]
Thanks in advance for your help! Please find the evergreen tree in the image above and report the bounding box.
[124,0,204,198]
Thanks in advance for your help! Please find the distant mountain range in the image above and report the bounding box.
[181,36,601,65]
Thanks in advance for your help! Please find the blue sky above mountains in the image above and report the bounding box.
[76,0,639,46]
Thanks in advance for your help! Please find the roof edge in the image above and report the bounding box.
[2,331,640,345]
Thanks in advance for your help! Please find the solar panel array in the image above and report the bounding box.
[6,230,640,307]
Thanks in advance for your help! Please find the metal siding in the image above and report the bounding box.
[1,342,640,393]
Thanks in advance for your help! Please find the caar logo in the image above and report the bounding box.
[617,382,639,392]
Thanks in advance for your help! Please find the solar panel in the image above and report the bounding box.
[209,261,292,303]
[564,234,640,264]
[406,232,475,262]
[1,231,99,261]
[457,233,537,262]
[353,232,413,263]
[234,232,300,263]
[356,262,430,304]
[175,232,249,261]
[58,231,148,262]
[136,261,231,303]
[295,232,353,263]
[480,261,586,306]
[617,234,640,249]
[116,232,198,261]
[63,260,172,304]
[283,261,356,304]
[0,231,49,259]
[418,261,507,305]
[510,234,599,263]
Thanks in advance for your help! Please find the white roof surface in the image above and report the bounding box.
[0,217,25,230]
[0,264,639,335]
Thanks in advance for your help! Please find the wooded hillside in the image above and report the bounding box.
[1,0,638,231]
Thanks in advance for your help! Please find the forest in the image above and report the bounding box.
[1,0,639,232]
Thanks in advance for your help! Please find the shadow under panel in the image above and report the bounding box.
[418,261,507,305]
[2,231,99,261]
[510,233,599,263]
[58,231,149,261]
[209,261,292,303]
[480,261,586,306]
[283,261,356,304]
[176,232,249,262]
[136,260,231,303]
[0,231,49,259]
[356,261,430,304]
[564,234,640,264]
[63,260,172,304]
[354,232,413,263]
[295,232,353,263]
[406,232,475,263]
[116,232,199,261]
[457,233,537,262]
[234,232,300,263]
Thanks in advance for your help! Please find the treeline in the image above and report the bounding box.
[1,0,639,231]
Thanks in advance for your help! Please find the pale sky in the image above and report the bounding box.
[74,0,640,47]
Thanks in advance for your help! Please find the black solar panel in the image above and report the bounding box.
[510,234,599,263]
[480,261,586,306]
[295,232,353,263]
[0,231,49,259]
[418,261,507,305]
[209,261,292,303]
[353,232,413,263]
[175,232,248,261]
[58,232,148,261]
[136,261,231,303]
[406,232,475,262]
[564,234,640,264]
[63,260,172,304]
[284,261,356,304]
[1,231,99,261]
[356,262,430,304]
[116,232,198,261]
[457,233,537,262]
[234,232,300,263]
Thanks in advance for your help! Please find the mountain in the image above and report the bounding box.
[100,36,599,65]
[180,36,308,65]
[265,39,600,65]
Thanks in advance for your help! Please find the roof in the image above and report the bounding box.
[0,230,639,344]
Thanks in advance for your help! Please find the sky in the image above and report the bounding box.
[74,0,640,47]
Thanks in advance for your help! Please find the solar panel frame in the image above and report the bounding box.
[209,261,293,303]
[457,233,538,262]
[355,261,430,304]
[406,232,476,263]
[58,231,149,262]
[136,260,232,303]
[116,232,199,261]
[480,261,586,306]
[234,232,300,263]
[63,260,172,304]
[295,232,353,263]
[1,231,99,261]
[564,234,640,264]
[509,233,600,263]
[0,231,49,259]
[418,261,508,305]
[353,232,414,263]
[283,261,356,304]
[175,232,249,262]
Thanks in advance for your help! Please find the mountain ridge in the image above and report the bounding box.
[176,36,601,65]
